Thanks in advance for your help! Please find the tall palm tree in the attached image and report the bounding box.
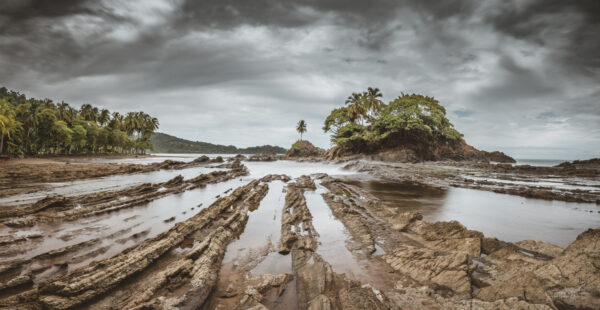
[142,116,159,139]
[99,109,110,126]
[345,92,366,124]
[124,112,137,137]
[90,107,99,122]
[0,101,19,154]
[16,102,41,154]
[80,104,93,121]
[57,102,70,122]
[66,107,78,125]
[0,115,12,154]
[363,87,383,122]
[296,120,307,141]
[110,112,123,129]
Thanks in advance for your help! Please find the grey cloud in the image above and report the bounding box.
[454,110,475,118]
[0,0,598,159]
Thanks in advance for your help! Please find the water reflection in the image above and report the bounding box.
[244,160,355,179]
[304,182,368,279]
[223,181,292,275]
[0,177,247,266]
[0,166,226,206]
[345,179,600,247]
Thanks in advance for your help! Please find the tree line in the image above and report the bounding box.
[323,87,463,152]
[0,87,159,155]
[149,132,287,154]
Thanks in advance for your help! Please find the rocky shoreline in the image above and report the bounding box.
[0,155,598,309]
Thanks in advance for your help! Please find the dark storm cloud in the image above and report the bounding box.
[483,0,600,73]
[0,0,598,158]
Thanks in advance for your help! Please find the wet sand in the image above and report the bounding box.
[0,155,599,309]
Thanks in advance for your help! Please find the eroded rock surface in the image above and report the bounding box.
[0,160,248,227]
[295,260,390,310]
[1,179,269,309]
[384,246,471,294]
[0,156,223,185]
[278,177,319,254]
[1,160,598,310]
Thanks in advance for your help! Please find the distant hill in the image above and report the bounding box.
[150,132,286,154]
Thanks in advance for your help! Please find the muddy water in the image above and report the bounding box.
[345,179,600,247]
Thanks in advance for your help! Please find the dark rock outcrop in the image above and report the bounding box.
[325,138,516,163]
[284,140,323,159]
[248,152,279,161]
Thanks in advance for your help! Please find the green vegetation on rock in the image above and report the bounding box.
[324,88,463,153]
[285,139,322,158]
[150,132,286,154]
[291,140,303,151]
[0,87,158,155]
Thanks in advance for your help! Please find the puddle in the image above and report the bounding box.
[461,174,600,192]
[244,160,355,179]
[4,156,598,296]
[346,179,600,247]
[250,251,292,275]
[0,166,227,205]
[304,182,369,280]
[222,181,290,274]
[0,177,247,266]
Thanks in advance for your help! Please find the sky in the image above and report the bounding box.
[1,0,599,159]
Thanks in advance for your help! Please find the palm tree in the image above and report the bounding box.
[16,102,41,154]
[0,115,13,154]
[0,101,20,154]
[80,104,94,121]
[345,92,366,124]
[99,109,110,126]
[0,87,162,156]
[110,112,123,130]
[364,87,383,122]
[142,116,159,139]
[124,112,138,137]
[90,107,99,122]
[296,120,307,141]
[57,102,70,121]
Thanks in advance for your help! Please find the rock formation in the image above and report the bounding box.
[284,140,323,159]
[324,138,516,163]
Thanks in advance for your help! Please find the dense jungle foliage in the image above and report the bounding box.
[0,87,158,155]
[323,88,463,152]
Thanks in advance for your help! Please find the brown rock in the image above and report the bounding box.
[515,240,563,259]
[383,246,471,294]
[390,211,423,231]
[474,272,550,304]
